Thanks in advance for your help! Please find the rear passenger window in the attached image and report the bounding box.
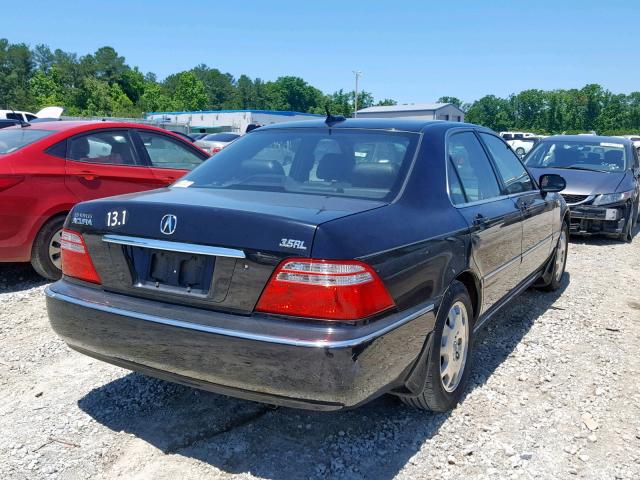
[448,132,502,203]
[479,133,534,194]
[67,131,139,165]
[138,131,205,171]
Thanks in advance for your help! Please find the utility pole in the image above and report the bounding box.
[353,70,362,117]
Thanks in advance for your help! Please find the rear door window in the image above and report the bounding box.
[0,129,53,154]
[67,130,140,165]
[137,131,205,171]
[447,131,502,203]
[479,133,534,193]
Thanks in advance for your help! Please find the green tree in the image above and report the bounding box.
[437,96,462,108]
[172,72,208,111]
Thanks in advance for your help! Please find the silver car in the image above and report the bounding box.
[195,132,241,155]
[525,135,640,242]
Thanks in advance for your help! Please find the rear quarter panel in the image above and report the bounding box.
[0,148,74,261]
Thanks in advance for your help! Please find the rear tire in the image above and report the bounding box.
[401,280,474,412]
[31,216,65,280]
[540,223,569,291]
[515,147,526,156]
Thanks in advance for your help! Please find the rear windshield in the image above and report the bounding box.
[182,128,420,200]
[0,129,53,154]
[203,133,240,142]
[525,140,628,172]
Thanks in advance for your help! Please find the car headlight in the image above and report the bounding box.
[592,190,634,206]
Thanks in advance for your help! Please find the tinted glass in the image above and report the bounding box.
[183,128,419,200]
[68,131,138,165]
[138,131,205,170]
[525,140,628,172]
[480,133,534,193]
[0,129,53,154]
[203,133,240,142]
[448,132,501,202]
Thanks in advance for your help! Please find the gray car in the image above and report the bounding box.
[524,135,640,241]
[195,132,241,155]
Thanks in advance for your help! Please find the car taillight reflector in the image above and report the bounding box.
[255,258,395,321]
[61,229,101,284]
[0,175,25,193]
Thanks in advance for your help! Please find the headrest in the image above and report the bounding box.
[241,159,285,177]
[69,137,90,159]
[351,163,399,189]
[604,150,623,165]
[317,153,354,182]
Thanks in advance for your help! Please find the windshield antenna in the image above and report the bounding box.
[9,107,30,128]
[325,105,346,126]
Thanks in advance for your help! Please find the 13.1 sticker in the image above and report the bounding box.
[106,210,128,227]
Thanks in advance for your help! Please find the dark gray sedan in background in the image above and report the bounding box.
[525,135,640,241]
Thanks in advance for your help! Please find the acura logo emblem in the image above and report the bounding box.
[160,214,177,235]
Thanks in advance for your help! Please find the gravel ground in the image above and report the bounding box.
[1,233,639,480]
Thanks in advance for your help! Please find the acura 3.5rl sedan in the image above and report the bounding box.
[46,118,569,412]
[525,135,640,242]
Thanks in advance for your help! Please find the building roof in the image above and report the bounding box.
[356,103,463,114]
[146,109,323,117]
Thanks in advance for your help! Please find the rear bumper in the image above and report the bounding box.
[46,281,435,410]
[568,202,629,235]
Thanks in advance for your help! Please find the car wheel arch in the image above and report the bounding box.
[452,270,481,321]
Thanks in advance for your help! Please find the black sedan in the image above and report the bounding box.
[46,118,569,412]
[525,135,640,242]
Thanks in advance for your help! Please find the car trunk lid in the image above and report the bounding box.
[67,187,386,313]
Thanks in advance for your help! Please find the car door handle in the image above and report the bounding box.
[473,213,488,228]
[79,171,99,181]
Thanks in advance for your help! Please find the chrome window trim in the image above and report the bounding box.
[45,287,434,349]
[102,234,246,259]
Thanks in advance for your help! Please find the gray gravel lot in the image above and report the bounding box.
[1,233,639,480]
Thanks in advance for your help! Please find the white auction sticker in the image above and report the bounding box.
[173,180,194,188]
[605,209,618,221]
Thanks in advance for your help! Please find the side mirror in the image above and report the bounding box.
[539,174,566,193]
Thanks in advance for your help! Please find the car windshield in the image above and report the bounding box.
[0,128,53,154]
[524,140,628,172]
[182,128,420,200]
[203,133,240,142]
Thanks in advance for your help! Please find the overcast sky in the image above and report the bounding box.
[3,0,639,104]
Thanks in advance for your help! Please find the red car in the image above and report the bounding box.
[0,121,210,279]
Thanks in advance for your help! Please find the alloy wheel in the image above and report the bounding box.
[49,229,63,269]
[440,301,469,393]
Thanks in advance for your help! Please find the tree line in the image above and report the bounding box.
[0,39,394,119]
[442,86,640,135]
[1,38,638,134]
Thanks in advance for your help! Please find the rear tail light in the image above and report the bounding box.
[210,146,222,154]
[0,175,25,193]
[255,258,395,321]
[61,229,101,284]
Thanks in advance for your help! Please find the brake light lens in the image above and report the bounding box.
[210,146,222,154]
[61,229,101,284]
[255,258,395,320]
[0,175,25,193]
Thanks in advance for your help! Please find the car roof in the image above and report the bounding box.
[257,118,486,133]
[541,134,633,145]
[0,120,179,135]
